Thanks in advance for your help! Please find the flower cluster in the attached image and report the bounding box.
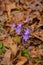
[11,20,30,42]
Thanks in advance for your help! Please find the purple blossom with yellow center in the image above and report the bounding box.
[22,29,30,41]
[16,23,22,35]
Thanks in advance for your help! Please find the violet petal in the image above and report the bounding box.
[11,23,16,28]
[16,28,21,35]
[24,29,30,35]
[24,19,28,23]
[22,35,29,41]
[16,23,22,35]
[17,23,22,28]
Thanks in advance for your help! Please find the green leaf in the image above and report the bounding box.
[23,53,30,58]
[0,49,3,55]
[0,41,3,49]
[0,41,6,54]
[34,58,39,64]
[21,49,31,58]
[2,47,6,53]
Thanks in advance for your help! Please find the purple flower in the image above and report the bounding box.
[16,23,22,35]
[22,29,30,41]
[17,23,22,28]
[22,35,29,41]
[24,19,28,23]
[24,29,30,35]
[11,23,16,28]
[16,28,21,35]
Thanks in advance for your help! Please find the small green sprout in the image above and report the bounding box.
[0,49,3,55]
[0,41,6,55]
[0,41,3,49]
[34,58,39,64]
[21,48,31,58]
[2,46,6,53]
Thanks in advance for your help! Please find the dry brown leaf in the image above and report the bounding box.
[31,32,43,41]
[10,43,18,56]
[5,3,17,19]
[31,48,40,57]
[39,49,43,56]
[29,60,34,65]
[36,17,43,28]
[12,12,25,24]
[16,56,27,65]
[4,50,11,65]
[3,36,13,46]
